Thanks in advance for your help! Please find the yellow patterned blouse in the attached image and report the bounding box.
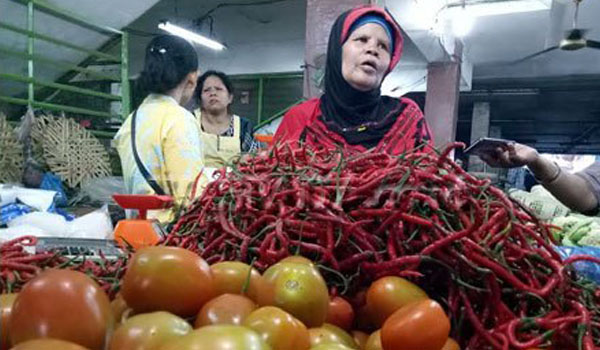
[114,94,208,223]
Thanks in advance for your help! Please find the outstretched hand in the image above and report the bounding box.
[478,142,539,169]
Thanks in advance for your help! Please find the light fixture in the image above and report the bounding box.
[419,0,551,37]
[446,0,550,18]
[158,21,225,51]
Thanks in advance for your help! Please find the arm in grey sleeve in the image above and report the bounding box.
[526,156,597,214]
[575,162,600,215]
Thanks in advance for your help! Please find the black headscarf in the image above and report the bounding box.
[319,6,405,148]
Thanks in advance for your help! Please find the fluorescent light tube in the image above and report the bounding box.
[158,21,225,51]
[447,0,550,18]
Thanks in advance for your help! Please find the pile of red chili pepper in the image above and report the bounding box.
[168,142,600,350]
[0,236,127,298]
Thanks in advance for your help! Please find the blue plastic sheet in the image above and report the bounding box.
[40,173,67,207]
[52,207,75,222]
[556,245,600,284]
[0,203,32,226]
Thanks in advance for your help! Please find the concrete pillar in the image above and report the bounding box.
[468,102,490,172]
[303,0,369,98]
[423,61,461,150]
[489,126,502,138]
[488,126,508,180]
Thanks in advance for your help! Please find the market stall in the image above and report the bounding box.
[2,141,600,350]
[2,0,600,349]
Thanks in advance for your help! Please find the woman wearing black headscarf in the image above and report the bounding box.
[274,5,433,154]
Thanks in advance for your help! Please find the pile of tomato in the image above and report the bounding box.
[0,246,463,350]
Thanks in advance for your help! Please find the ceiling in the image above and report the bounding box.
[383,0,600,91]
[459,76,600,154]
[121,0,307,76]
[4,0,599,91]
[0,0,161,97]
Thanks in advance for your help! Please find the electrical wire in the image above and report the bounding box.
[194,0,291,25]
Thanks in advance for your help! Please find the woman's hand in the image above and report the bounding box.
[478,142,539,169]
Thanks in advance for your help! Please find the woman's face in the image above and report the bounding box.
[201,75,233,113]
[341,23,392,92]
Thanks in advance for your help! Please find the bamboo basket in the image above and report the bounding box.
[0,113,23,183]
[42,116,111,188]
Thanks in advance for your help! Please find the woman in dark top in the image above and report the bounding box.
[274,5,433,154]
[193,70,258,169]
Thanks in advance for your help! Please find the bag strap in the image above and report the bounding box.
[131,109,167,195]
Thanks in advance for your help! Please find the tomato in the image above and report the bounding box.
[243,306,310,350]
[365,276,428,327]
[160,325,270,350]
[326,297,355,330]
[9,269,113,350]
[380,299,450,350]
[310,344,356,350]
[351,331,369,350]
[258,261,329,327]
[309,323,359,349]
[279,256,315,266]
[194,294,257,327]
[111,294,130,325]
[210,261,265,303]
[364,330,382,350]
[441,338,460,350]
[10,338,91,350]
[121,246,214,317]
[1,293,17,350]
[109,311,191,350]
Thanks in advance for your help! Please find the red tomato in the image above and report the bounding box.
[10,338,91,350]
[364,330,382,350]
[121,246,214,317]
[351,330,369,350]
[243,306,310,350]
[309,323,359,349]
[326,297,355,331]
[380,299,450,350]
[441,338,460,350]
[194,294,257,327]
[210,261,265,303]
[1,293,17,350]
[109,311,191,350]
[9,269,113,350]
[365,276,428,327]
[258,261,329,327]
[160,325,270,350]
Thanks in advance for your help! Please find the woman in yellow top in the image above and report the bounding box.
[114,35,207,223]
[193,70,258,173]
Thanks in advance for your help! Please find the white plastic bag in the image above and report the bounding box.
[509,186,570,220]
[15,187,57,212]
[0,187,18,206]
[0,185,57,212]
[0,224,51,243]
[8,212,68,236]
[66,205,113,239]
